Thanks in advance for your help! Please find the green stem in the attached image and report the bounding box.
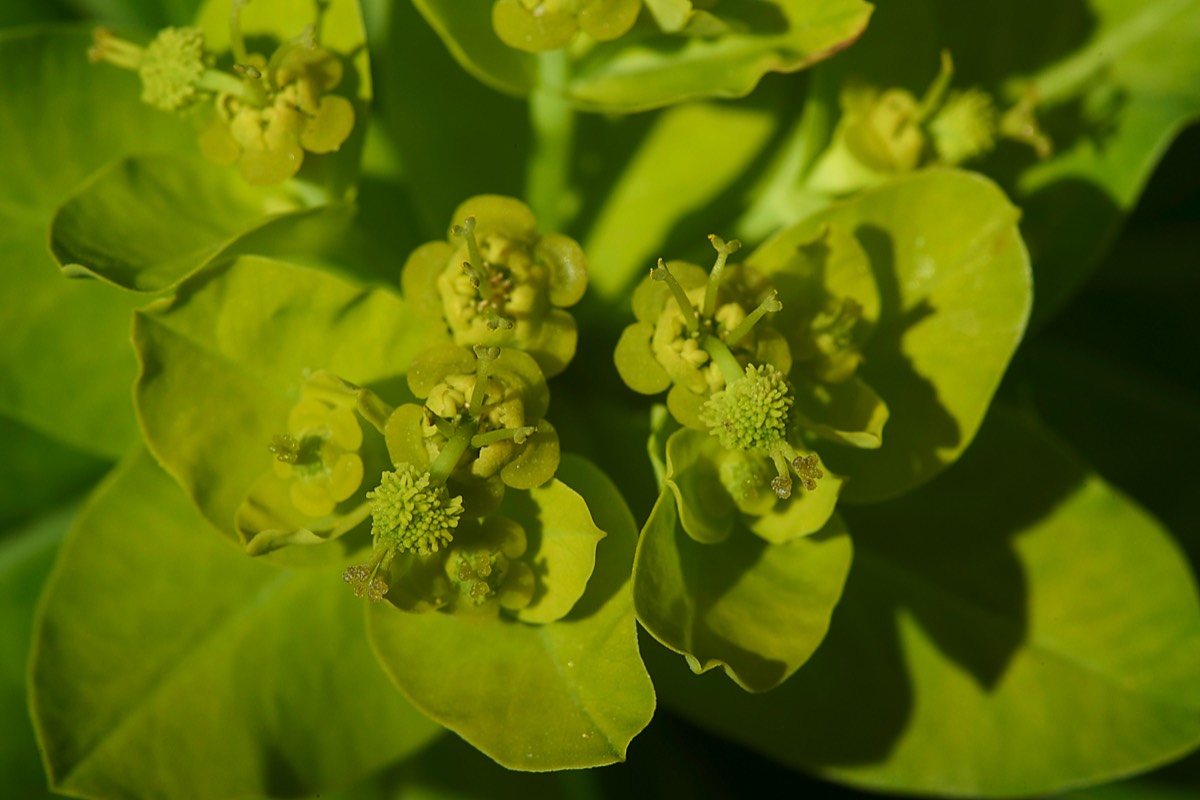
[916,50,954,122]
[428,422,476,485]
[196,68,261,105]
[526,49,575,232]
[702,336,745,387]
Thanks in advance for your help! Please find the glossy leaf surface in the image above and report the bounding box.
[749,169,1031,502]
[802,0,1200,325]
[653,407,1200,796]
[0,28,190,457]
[634,480,852,692]
[134,256,426,541]
[414,0,873,112]
[30,450,441,800]
[369,456,655,770]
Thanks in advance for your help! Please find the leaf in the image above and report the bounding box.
[29,449,442,800]
[0,28,192,457]
[583,101,782,301]
[794,377,889,449]
[652,406,1200,796]
[414,0,873,113]
[68,0,203,28]
[0,421,107,797]
[371,2,531,242]
[0,501,74,799]
[368,455,655,770]
[51,154,318,292]
[750,169,1031,502]
[133,256,428,541]
[633,486,852,692]
[803,0,1200,325]
[511,478,606,625]
[0,413,109,530]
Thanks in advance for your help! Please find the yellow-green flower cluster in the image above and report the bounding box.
[268,383,364,518]
[813,51,1051,195]
[89,8,355,185]
[403,196,588,378]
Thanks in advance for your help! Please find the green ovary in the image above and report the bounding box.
[138,26,206,111]
[701,363,793,453]
[368,465,465,557]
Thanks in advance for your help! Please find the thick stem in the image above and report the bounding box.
[526,49,575,232]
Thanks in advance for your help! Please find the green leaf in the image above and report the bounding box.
[0,502,74,798]
[652,406,1200,796]
[794,377,889,449]
[803,0,1200,325]
[29,449,442,800]
[50,154,333,292]
[414,0,874,113]
[69,0,203,28]
[664,428,843,544]
[0,413,109,530]
[511,477,606,625]
[583,101,782,301]
[0,28,193,457]
[133,256,428,542]
[371,2,531,241]
[0,419,107,798]
[633,486,852,693]
[368,455,654,770]
[751,169,1031,502]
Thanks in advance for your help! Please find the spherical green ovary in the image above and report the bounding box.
[368,465,465,556]
[701,364,794,453]
[138,26,206,111]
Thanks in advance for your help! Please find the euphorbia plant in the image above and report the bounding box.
[4,0,1200,798]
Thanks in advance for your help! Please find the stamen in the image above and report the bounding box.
[343,552,389,602]
[769,452,793,499]
[792,453,825,491]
